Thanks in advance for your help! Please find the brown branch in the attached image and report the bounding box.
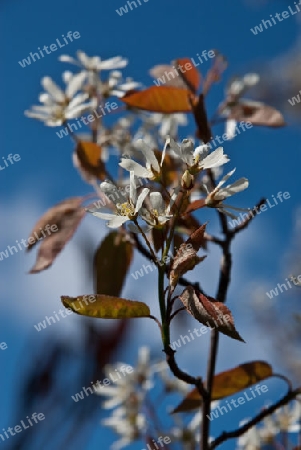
[209,387,301,449]
[164,346,208,400]
[230,199,266,236]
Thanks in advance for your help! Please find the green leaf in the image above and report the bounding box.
[61,295,150,319]
[94,232,133,297]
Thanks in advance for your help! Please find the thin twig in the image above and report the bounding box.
[209,387,301,449]
[164,346,208,400]
[169,307,186,323]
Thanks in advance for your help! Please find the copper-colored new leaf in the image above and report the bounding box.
[169,225,207,288]
[229,101,286,127]
[179,286,244,342]
[121,86,192,113]
[173,361,272,413]
[74,141,107,181]
[27,197,86,273]
[184,199,206,215]
[175,58,201,94]
[149,65,186,88]
[190,93,212,143]
[94,232,133,297]
[61,294,150,319]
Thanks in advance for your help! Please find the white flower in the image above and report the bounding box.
[59,50,128,72]
[137,113,187,140]
[237,420,261,450]
[140,192,173,228]
[165,138,229,172]
[119,139,161,179]
[226,73,260,99]
[223,73,259,139]
[107,70,141,98]
[25,72,93,126]
[97,348,152,449]
[87,172,149,228]
[274,401,301,433]
[102,406,146,450]
[205,168,249,219]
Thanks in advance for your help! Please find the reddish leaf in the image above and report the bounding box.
[27,197,85,273]
[169,225,207,288]
[173,361,272,413]
[190,93,212,143]
[179,286,244,342]
[74,141,107,181]
[184,199,206,215]
[121,86,192,113]
[175,57,201,94]
[94,232,133,297]
[229,101,286,127]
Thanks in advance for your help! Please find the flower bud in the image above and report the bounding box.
[181,170,194,190]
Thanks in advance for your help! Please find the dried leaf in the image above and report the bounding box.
[61,294,150,319]
[74,141,107,181]
[179,286,244,342]
[27,197,85,273]
[94,232,133,297]
[149,65,186,88]
[190,93,212,143]
[229,101,286,127]
[174,57,201,94]
[169,225,207,288]
[173,361,272,413]
[121,86,192,113]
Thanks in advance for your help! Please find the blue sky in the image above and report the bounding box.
[1,0,301,449]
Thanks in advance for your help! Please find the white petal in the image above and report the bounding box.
[42,77,65,102]
[135,188,149,214]
[59,55,79,65]
[215,178,249,200]
[226,119,237,140]
[65,103,92,119]
[216,168,236,190]
[100,181,126,205]
[166,137,182,159]
[97,56,128,71]
[68,93,89,109]
[243,73,259,87]
[39,93,54,105]
[66,72,86,98]
[24,111,47,120]
[136,139,160,173]
[89,211,117,220]
[194,144,209,161]
[119,158,151,178]
[201,147,229,169]
[130,171,137,205]
[77,51,92,68]
[107,216,129,228]
[150,192,165,214]
[180,139,194,165]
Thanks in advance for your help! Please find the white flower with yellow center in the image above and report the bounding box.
[140,192,173,228]
[119,139,161,180]
[88,172,149,228]
[205,168,249,219]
